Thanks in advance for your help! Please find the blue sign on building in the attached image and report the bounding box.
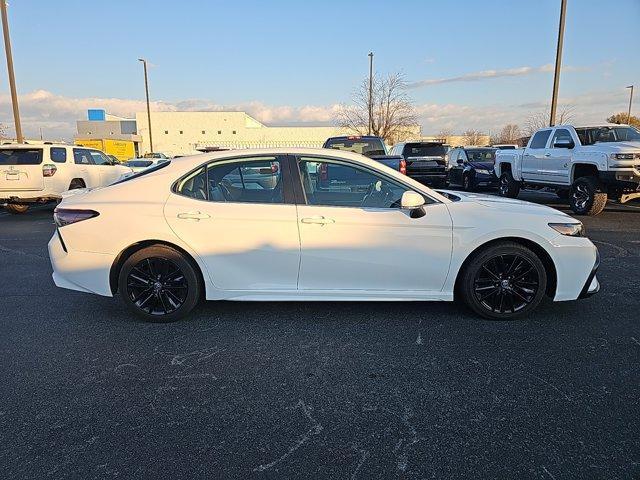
[88,109,106,121]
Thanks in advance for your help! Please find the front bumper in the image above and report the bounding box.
[578,249,600,299]
[48,231,114,297]
[474,173,499,187]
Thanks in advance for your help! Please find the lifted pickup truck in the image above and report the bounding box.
[495,124,640,215]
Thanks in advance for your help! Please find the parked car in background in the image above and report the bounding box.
[390,141,448,187]
[143,152,170,159]
[49,147,599,323]
[447,147,499,191]
[125,158,170,173]
[495,124,640,215]
[1,143,133,214]
[322,135,406,178]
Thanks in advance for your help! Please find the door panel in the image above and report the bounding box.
[164,157,300,291]
[297,204,452,291]
[543,129,572,184]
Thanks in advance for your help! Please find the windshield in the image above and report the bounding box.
[126,160,153,168]
[405,143,446,157]
[0,148,43,165]
[466,149,496,163]
[324,138,386,157]
[576,126,640,145]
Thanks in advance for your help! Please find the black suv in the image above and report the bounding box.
[389,141,448,187]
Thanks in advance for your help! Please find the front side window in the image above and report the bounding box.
[50,147,67,163]
[73,148,93,165]
[551,128,573,147]
[88,150,111,165]
[529,130,552,149]
[298,157,419,209]
[176,157,283,204]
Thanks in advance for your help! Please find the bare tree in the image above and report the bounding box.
[492,124,521,145]
[336,73,418,144]
[0,123,7,140]
[462,129,485,146]
[524,106,575,136]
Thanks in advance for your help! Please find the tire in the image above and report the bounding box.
[459,242,547,320]
[498,170,520,198]
[69,179,86,190]
[569,176,607,216]
[5,204,29,214]
[118,245,201,322]
[462,172,474,192]
[556,189,570,199]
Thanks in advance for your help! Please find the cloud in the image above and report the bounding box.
[407,64,588,89]
[0,90,340,140]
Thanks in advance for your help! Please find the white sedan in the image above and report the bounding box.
[48,148,599,322]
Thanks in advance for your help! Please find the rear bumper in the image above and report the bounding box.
[48,232,114,297]
[408,172,447,185]
[1,191,60,204]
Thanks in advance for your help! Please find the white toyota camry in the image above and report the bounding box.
[48,148,599,322]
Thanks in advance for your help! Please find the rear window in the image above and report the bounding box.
[324,137,386,157]
[404,143,446,157]
[0,148,43,165]
[126,160,153,168]
[465,149,496,162]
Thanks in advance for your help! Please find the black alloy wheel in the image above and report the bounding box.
[473,254,539,314]
[127,257,188,315]
[118,245,201,322]
[459,242,547,320]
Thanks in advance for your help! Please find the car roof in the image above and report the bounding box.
[325,135,382,140]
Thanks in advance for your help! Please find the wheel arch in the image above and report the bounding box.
[570,163,599,183]
[109,239,207,297]
[453,236,557,299]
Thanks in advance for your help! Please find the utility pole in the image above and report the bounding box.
[368,52,373,136]
[549,0,567,127]
[1,0,23,143]
[138,58,153,153]
[626,85,634,125]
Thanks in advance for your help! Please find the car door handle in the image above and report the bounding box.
[300,216,335,225]
[544,153,551,157]
[177,211,210,220]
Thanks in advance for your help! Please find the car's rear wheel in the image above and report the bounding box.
[5,204,29,214]
[118,245,201,322]
[498,171,520,198]
[570,176,607,216]
[459,242,547,320]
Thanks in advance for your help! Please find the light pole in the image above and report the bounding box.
[1,0,23,143]
[138,58,153,153]
[549,0,567,127]
[626,85,634,125]
[368,52,373,136]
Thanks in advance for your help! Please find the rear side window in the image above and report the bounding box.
[0,149,43,165]
[50,147,67,163]
[529,130,552,149]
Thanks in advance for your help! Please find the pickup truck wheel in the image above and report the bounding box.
[462,173,474,192]
[570,177,607,216]
[459,242,547,320]
[498,171,520,198]
[5,204,29,214]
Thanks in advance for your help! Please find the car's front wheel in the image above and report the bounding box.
[459,242,547,320]
[462,173,474,192]
[570,176,607,216]
[118,245,201,322]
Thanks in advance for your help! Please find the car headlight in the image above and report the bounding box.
[475,169,491,175]
[611,153,640,160]
[548,222,585,237]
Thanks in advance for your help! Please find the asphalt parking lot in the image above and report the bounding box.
[1,193,639,480]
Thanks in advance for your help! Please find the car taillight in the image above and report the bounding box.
[399,159,407,175]
[54,208,100,227]
[319,163,328,181]
[42,164,57,177]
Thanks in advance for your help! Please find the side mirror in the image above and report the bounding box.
[401,191,426,218]
[553,138,574,149]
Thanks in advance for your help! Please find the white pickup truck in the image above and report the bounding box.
[495,124,640,215]
[1,143,133,213]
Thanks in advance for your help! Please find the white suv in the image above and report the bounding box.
[0,143,133,213]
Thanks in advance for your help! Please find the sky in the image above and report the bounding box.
[0,0,638,140]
